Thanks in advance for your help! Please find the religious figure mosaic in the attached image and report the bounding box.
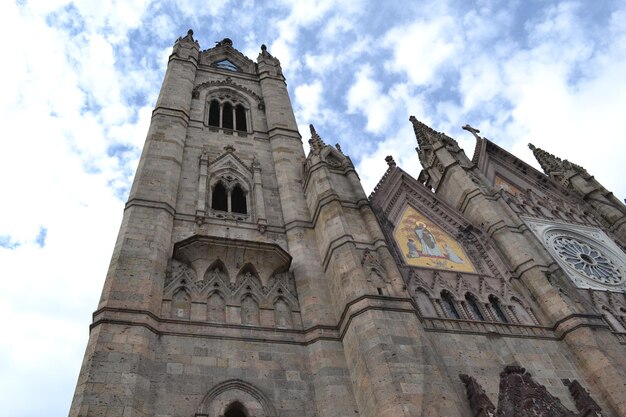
[394,206,476,273]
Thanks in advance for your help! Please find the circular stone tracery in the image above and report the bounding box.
[552,236,623,285]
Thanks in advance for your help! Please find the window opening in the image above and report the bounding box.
[231,184,247,214]
[489,295,508,323]
[235,104,247,131]
[208,99,220,127]
[214,59,239,72]
[222,102,234,129]
[465,293,485,321]
[441,292,460,319]
[212,182,228,211]
[224,402,248,417]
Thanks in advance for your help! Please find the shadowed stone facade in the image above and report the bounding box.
[69,31,626,417]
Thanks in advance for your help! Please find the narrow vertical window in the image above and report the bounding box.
[222,102,234,129]
[465,293,485,321]
[231,184,247,214]
[235,104,247,131]
[212,182,228,211]
[489,295,508,323]
[208,99,220,127]
[441,291,460,319]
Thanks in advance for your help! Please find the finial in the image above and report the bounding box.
[335,143,343,154]
[528,143,536,150]
[385,155,396,168]
[224,144,235,153]
[261,44,267,52]
[179,29,195,43]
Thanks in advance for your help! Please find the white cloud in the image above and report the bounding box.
[2,2,626,417]
[383,16,460,86]
[346,65,394,134]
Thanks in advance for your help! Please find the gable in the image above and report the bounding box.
[199,42,256,74]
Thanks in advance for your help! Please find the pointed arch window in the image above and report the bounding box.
[222,102,234,129]
[208,99,220,127]
[465,293,485,321]
[441,291,461,319]
[235,104,247,131]
[212,182,228,212]
[231,184,247,214]
[205,96,250,133]
[489,295,509,323]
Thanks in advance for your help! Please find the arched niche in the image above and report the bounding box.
[196,379,277,417]
[509,297,537,325]
[273,298,292,329]
[241,294,260,325]
[171,288,191,319]
[602,307,626,332]
[413,288,437,317]
[207,292,226,323]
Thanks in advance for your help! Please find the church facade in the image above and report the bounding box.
[69,31,626,417]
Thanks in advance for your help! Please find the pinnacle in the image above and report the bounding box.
[528,143,563,175]
[409,115,451,148]
[308,124,326,153]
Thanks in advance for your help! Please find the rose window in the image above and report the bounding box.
[552,236,622,285]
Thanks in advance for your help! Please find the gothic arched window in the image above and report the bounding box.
[235,104,247,131]
[222,102,234,129]
[441,291,460,319]
[489,295,508,323]
[231,184,247,214]
[465,293,485,321]
[212,182,228,211]
[208,99,220,127]
[205,95,250,133]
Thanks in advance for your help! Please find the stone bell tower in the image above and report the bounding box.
[70,29,432,417]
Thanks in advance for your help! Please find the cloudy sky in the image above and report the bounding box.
[1,0,625,415]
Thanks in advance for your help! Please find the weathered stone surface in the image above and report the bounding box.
[70,32,626,417]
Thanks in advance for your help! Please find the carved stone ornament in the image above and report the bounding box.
[523,217,626,292]
[460,366,603,417]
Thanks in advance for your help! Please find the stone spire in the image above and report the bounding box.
[409,115,433,148]
[309,124,326,154]
[410,116,457,149]
[528,143,564,175]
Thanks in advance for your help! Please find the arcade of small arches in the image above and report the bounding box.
[412,287,538,326]
[165,261,298,330]
[207,98,249,133]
